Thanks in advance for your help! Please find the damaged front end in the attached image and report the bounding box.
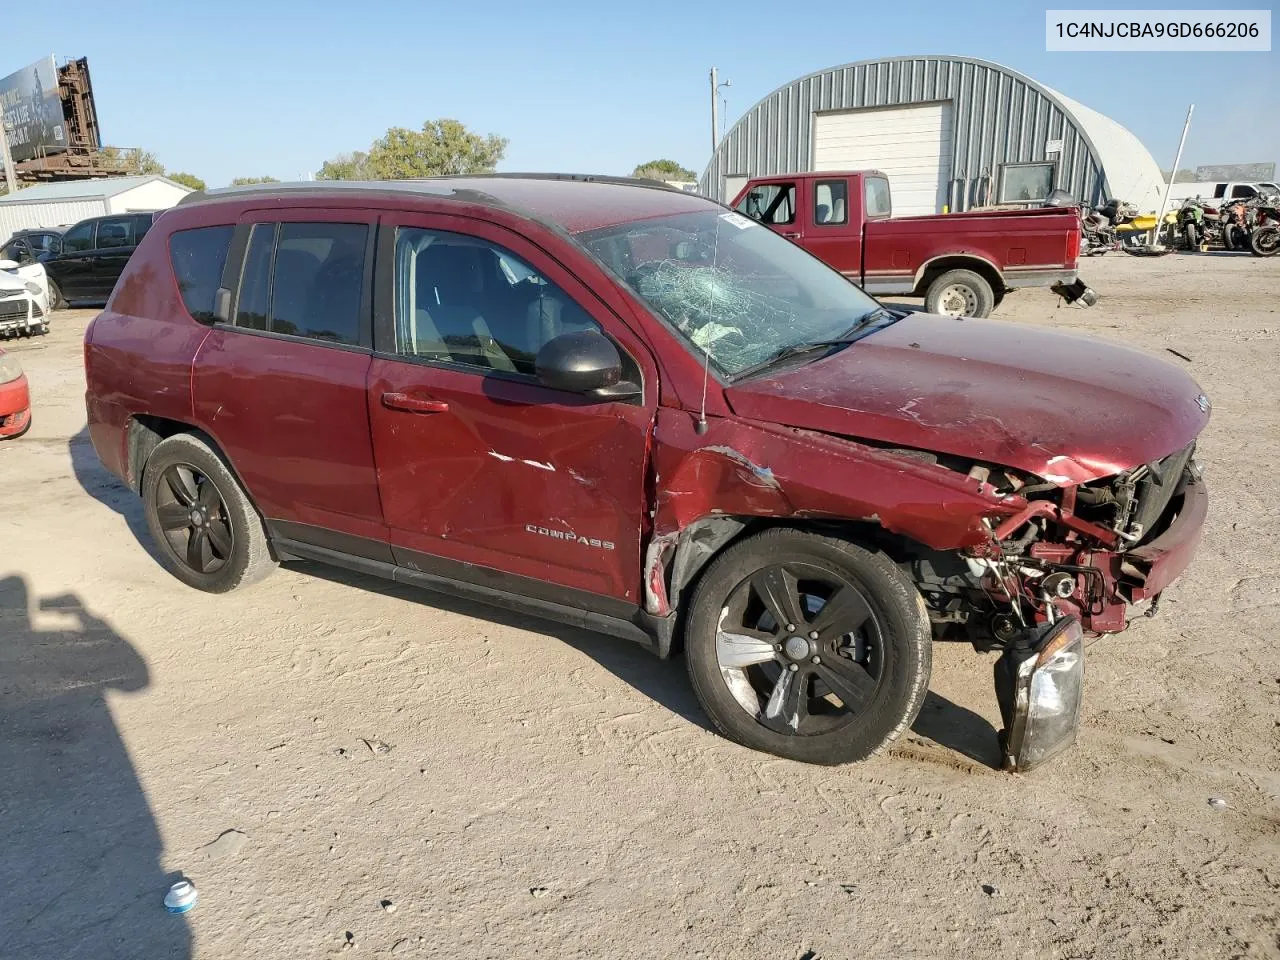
[955,441,1207,640]
[911,442,1208,769]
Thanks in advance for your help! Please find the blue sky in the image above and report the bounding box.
[20,0,1279,187]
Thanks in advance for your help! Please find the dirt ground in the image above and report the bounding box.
[1,251,1277,960]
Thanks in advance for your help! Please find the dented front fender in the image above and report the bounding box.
[644,409,1025,613]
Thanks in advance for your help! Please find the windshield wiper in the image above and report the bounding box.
[731,307,901,381]
[731,337,860,381]
[840,305,899,337]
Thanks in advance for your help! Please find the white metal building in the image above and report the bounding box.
[0,176,192,237]
[702,56,1166,216]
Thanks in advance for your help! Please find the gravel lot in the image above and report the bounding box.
[2,251,1277,959]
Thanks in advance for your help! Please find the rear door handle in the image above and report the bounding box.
[381,392,449,414]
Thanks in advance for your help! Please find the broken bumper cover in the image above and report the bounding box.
[1118,474,1208,603]
[0,374,31,438]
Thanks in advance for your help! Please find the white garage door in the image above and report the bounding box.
[813,102,954,216]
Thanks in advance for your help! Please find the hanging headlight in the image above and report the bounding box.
[993,617,1085,773]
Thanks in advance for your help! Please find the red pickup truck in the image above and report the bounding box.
[731,171,1085,317]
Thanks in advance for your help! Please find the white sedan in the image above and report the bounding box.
[0,257,51,338]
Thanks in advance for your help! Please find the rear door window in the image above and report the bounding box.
[96,217,136,250]
[135,213,157,241]
[814,180,849,225]
[270,223,367,344]
[169,225,234,323]
[232,221,368,345]
[61,221,95,254]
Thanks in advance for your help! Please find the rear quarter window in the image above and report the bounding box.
[169,226,234,323]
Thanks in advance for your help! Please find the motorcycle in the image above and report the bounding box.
[1046,190,1137,255]
[1221,200,1250,251]
[1177,197,1225,251]
[1248,193,1280,257]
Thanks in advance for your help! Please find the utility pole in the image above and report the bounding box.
[710,66,719,156]
[0,120,18,196]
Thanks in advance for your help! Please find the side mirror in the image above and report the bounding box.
[535,330,638,398]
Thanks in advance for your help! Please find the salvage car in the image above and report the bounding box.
[0,226,66,263]
[82,176,1210,771]
[0,256,51,338]
[41,211,161,308]
[0,347,32,439]
[732,171,1089,317]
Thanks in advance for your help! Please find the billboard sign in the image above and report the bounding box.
[1194,162,1276,182]
[0,57,68,163]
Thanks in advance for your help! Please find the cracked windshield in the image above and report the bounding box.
[580,210,885,377]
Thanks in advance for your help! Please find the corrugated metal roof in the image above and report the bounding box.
[701,55,1163,212]
[0,175,190,205]
[1038,85,1165,211]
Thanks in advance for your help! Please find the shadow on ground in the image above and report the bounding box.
[289,559,716,733]
[910,690,1001,768]
[0,575,190,959]
[292,561,1000,766]
[68,426,164,566]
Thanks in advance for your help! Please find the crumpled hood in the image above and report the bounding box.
[724,313,1210,484]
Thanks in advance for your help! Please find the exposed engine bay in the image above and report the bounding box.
[894,442,1206,649]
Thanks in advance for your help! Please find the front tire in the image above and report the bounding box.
[1183,223,1200,251]
[141,433,276,592]
[1251,225,1279,257]
[47,281,65,310]
[924,269,994,318]
[1223,224,1244,251]
[684,529,931,765]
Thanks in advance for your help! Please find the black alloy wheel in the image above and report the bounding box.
[153,463,234,574]
[685,529,931,765]
[714,563,885,736]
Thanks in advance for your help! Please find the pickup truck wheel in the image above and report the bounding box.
[684,529,931,765]
[141,433,276,593]
[924,269,994,318]
[47,281,65,311]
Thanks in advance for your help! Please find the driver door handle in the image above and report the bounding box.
[780,231,801,239]
[381,392,449,414]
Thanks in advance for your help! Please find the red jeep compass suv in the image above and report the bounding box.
[84,176,1210,770]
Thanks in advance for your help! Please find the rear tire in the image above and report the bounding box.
[684,528,931,765]
[924,269,994,318]
[141,433,276,593]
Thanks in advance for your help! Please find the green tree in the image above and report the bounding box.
[96,147,165,175]
[317,151,371,180]
[318,119,507,180]
[169,172,207,191]
[229,175,280,186]
[632,159,697,182]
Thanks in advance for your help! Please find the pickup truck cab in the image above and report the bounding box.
[84,175,1207,771]
[732,171,1083,317]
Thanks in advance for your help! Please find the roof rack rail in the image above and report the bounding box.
[429,172,679,191]
[176,172,682,206]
